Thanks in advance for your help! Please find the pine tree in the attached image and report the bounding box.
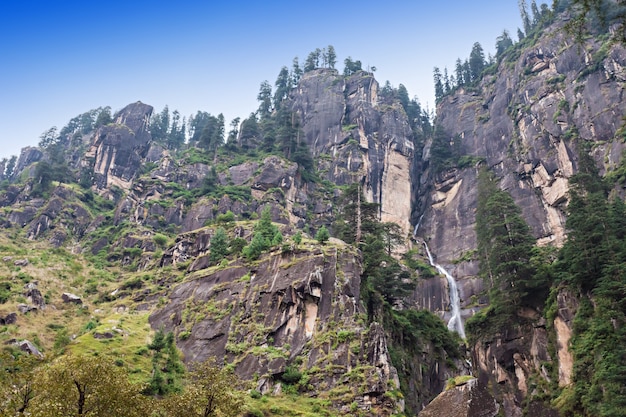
[433,67,444,102]
[327,45,337,69]
[257,81,273,119]
[209,228,229,264]
[468,42,485,82]
[291,57,302,84]
[273,66,291,111]
[476,168,536,317]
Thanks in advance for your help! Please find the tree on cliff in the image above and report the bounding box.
[150,105,171,143]
[433,67,444,102]
[327,45,337,69]
[197,114,225,153]
[238,113,259,149]
[475,168,536,320]
[257,81,273,119]
[304,48,321,72]
[273,66,291,111]
[495,30,514,58]
[343,57,362,76]
[168,110,186,150]
[209,227,229,264]
[291,56,303,84]
[243,207,282,260]
[334,184,413,315]
[468,42,486,82]
[559,0,626,43]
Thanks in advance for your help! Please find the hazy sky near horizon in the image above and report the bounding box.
[0,1,548,160]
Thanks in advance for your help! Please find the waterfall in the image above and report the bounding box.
[422,241,466,339]
[412,214,425,238]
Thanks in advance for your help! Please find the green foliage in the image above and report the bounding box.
[475,167,539,331]
[31,145,73,197]
[546,146,626,416]
[216,210,236,223]
[281,365,303,385]
[334,184,413,320]
[145,330,184,396]
[153,233,169,248]
[242,232,268,261]
[162,357,244,417]
[242,207,282,260]
[293,231,302,245]
[315,226,330,244]
[229,237,247,256]
[30,354,150,417]
[430,127,462,173]
[209,228,230,265]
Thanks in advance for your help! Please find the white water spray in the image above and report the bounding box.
[413,214,425,238]
[422,241,466,339]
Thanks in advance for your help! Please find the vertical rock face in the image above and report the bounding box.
[291,69,414,236]
[84,101,153,190]
[416,16,626,417]
[12,147,43,179]
[422,17,626,264]
[471,294,576,417]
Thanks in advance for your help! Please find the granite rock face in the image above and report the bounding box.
[415,16,626,417]
[83,101,153,191]
[150,241,402,415]
[420,16,626,267]
[291,69,415,236]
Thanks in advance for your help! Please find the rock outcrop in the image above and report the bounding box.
[420,15,626,266]
[418,378,499,417]
[83,101,153,190]
[292,69,415,237]
[150,240,402,415]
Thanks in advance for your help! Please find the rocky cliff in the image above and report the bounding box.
[83,101,153,191]
[292,69,415,237]
[414,13,626,417]
[150,235,402,415]
[4,13,624,414]
[419,14,626,266]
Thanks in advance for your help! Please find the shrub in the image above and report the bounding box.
[281,365,302,384]
[315,226,330,244]
[216,210,236,223]
[153,233,168,248]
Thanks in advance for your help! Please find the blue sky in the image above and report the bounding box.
[0,1,547,160]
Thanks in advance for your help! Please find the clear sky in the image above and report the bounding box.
[0,1,548,160]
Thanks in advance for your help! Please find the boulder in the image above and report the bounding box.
[62,292,82,304]
[418,378,498,417]
[16,339,44,358]
[25,288,45,309]
[0,312,17,325]
[13,259,29,266]
[17,304,37,314]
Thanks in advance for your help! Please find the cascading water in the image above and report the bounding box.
[422,241,466,339]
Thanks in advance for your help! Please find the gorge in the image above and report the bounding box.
[1,3,626,417]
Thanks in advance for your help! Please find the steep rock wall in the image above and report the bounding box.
[471,290,577,417]
[416,16,626,417]
[421,16,626,264]
[150,240,402,415]
[83,101,153,191]
[418,15,626,316]
[291,69,414,236]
